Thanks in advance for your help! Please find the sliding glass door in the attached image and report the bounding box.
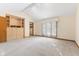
[46,22,52,37]
[42,22,57,37]
[51,22,56,37]
[42,23,46,36]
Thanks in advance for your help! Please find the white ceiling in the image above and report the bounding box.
[0,3,77,20]
[0,3,31,16]
[24,3,77,20]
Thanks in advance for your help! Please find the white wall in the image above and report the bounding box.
[76,4,79,46]
[58,16,75,40]
[34,22,42,35]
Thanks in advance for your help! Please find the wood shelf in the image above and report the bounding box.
[6,15,24,28]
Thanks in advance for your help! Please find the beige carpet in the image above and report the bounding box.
[0,36,79,56]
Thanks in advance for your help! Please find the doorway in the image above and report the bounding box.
[30,22,34,36]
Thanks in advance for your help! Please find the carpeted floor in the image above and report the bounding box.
[0,36,79,56]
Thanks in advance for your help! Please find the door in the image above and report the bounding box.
[30,22,34,36]
[0,17,7,42]
[16,28,23,39]
[51,22,57,37]
[42,22,57,37]
[46,22,52,37]
[7,28,17,40]
[42,22,52,37]
[42,23,46,36]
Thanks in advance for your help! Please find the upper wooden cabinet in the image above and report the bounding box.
[6,15,24,28]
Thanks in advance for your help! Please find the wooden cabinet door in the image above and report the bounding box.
[16,28,23,39]
[7,28,17,41]
[0,17,7,42]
